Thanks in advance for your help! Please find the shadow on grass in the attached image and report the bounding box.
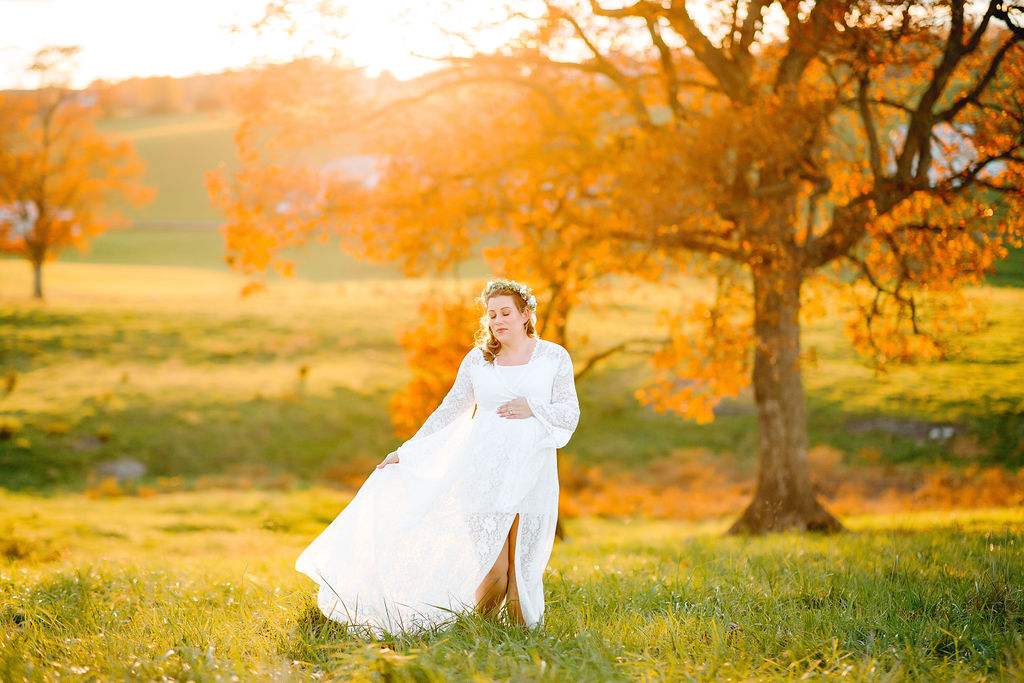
[0,305,387,369]
[0,385,397,492]
[5,359,1019,495]
[985,243,1024,288]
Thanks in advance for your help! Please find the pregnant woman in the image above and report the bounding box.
[295,279,580,634]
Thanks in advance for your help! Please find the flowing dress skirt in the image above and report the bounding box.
[295,408,559,635]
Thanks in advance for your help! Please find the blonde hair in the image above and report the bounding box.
[475,280,538,363]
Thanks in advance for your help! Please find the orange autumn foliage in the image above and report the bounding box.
[0,88,153,298]
[556,450,1024,521]
[212,2,1024,531]
[205,60,383,283]
[389,295,482,439]
[209,68,660,427]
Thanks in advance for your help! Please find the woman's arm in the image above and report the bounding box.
[404,348,477,444]
[524,345,580,450]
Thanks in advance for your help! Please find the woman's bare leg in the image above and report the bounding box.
[504,513,525,625]
[475,532,509,615]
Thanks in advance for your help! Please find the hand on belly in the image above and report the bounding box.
[496,397,533,419]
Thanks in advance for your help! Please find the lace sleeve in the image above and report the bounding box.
[525,345,580,450]
[404,349,476,444]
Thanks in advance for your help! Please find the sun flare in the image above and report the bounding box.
[0,0,530,88]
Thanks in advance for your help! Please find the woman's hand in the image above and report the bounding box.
[497,397,533,419]
[376,451,400,469]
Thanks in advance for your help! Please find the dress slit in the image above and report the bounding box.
[507,513,522,614]
[473,512,522,614]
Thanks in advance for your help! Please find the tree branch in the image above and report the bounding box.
[844,95,915,114]
[553,5,653,126]
[936,35,1021,124]
[738,0,770,54]
[663,1,749,102]
[895,0,969,181]
[372,68,595,149]
[936,143,1024,190]
[590,0,750,102]
[843,251,919,330]
[608,227,748,262]
[646,16,685,120]
[806,193,881,268]
[574,337,666,381]
[775,0,849,89]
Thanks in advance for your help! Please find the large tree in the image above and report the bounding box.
[557,0,1024,533]
[0,47,153,299]
[208,58,662,429]
[213,1,1024,533]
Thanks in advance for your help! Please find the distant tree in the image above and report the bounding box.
[141,76,186,115]
[88,78,122,119]
[0,47,154,298]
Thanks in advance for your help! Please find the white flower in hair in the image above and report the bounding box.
[483,279,538,312]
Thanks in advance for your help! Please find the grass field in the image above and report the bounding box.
[1,112,1022,681]
[95,111,363,224]
[96,112,239,223]
[1,491,1022,681]
[54,227,436,282]
[2,259,1023,496]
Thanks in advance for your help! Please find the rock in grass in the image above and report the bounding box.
[72,435,103,452]
[93,457,147,481]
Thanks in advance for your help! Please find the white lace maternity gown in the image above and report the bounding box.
[295,338,580,634]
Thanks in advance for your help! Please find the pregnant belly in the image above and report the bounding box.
[457,411,548,512]
[475,409,544,444]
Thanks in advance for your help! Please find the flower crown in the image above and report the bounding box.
[482,279,537,310]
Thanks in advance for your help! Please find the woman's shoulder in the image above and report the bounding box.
[536,338,571,361]
[462,339,569,364]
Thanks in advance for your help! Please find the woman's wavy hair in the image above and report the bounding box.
[474,280,538,363]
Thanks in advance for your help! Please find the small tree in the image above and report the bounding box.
[0,47,153,299]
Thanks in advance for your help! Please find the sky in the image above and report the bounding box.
[0,0,1000,90]
[0,0,492,89]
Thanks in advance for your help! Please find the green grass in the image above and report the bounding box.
[58,228,231,270]
[97,112,239,223]
[54,227,491,282]
[987,245,1024,288]
[1,492,1022,680]
[94,111,361,225]
[2,260,1023,492]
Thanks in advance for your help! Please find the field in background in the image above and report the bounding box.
[67,110,1024,287]
[1,492,1021,680]
[2,110,1023,508]
[2,260,1023,504]
[54,227,419,280]
[96,112,239,223]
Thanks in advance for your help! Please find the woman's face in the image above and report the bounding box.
[487,294,530,341]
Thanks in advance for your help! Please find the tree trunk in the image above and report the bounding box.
[728,265,842,534]
[540,293,570,346]
[32,259,44,299]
